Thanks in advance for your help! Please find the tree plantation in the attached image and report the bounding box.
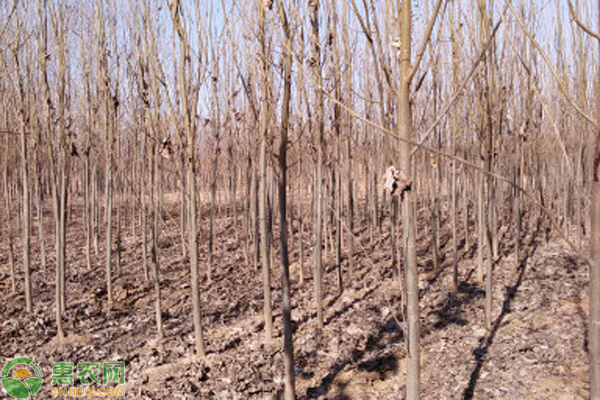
[1,0,600,398]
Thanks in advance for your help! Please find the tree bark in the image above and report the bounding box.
[3,121,16,295]
[310,0,325,331]
[14,46,33,314]
[39,0,64,339]
[170,0,206,357]
[275,1,296,397]
[209,57,221,284]
[399,1,420,397]
[257,0,273,341]
[589,1,600,396]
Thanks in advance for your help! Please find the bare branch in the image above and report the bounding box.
[406,0,445,83]
[567,0,600,41]
[412,5,506,153]
[504,0,597,127]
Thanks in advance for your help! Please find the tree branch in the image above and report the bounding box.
[504,0,597,127]
[412,5,506,152]
[406,0,444,83]
[567,0,600,41]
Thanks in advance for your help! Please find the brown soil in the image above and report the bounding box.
[0,197,590,399]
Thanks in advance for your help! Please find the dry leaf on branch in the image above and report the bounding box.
[383,165,411,197]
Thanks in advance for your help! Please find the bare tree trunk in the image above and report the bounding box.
[115,128,123,277]
[170,0,206,357]
[515,132,524,266]
[451,2,460,292]
[275,1,296,397]
[116,178,122,277]
[141,159,149,281]
[591,108,600,399]
[34,134,47,271]
[431,66,440,272]
[257,0,273,341]
[93,164,100,259]
[345,137,354,274]
[180,153,187,259]
[131,154,137,245]
[135,2,162,329]
[463,156,470,253]
[209,57,221,284]
[399,1,420,397]
[150,140,163,340]
[310,0,324,331]
[85,148,92,270]
[479,0,495,331]
[97,0,114,309]
[13,27,32,313]
[589,2,600,396]
[104,130,114,308]
[477,158,485,283]
[59,155,68,314]
[39,0,64,339]
[3,129,16,294]
[52,0,74,315]
[188,160,206,356]
[298,165,305,286]
[242,160,251,267]
[252,165,259,270]
[332,4,343,294]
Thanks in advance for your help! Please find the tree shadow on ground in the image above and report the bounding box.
[324,285,377,326]
[431,281,485,330]
[306,314,404,398]
[293,284,377,330]
[576,302,588,354]
[463,261,527,400]
[461,210,545,398]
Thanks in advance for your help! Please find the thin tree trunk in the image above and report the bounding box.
[98,0,114,309]
[480,0,495,331]
[252,166,259,270]
[275,1,296,396]
[462,157,469,253]
[116,179,122,276]
[332,4,343,293]
[310,0,324,331]
[151,140,163,340]
[85,150,92,270]
[258,0,273,341]
[591,122,600,398]
[105,138,113,308]
[589,2,600,396]
[39,1,64,339]
[34,139,47,271]
[170,0,206,357]
[515,132,523,266]
[477,158,485,284]
[188,160,206,356]
[399,1,420,397]
[141,159,149,281]
[93,164,99,258]
[13,33,32,313]
[59,158,68,313]
[3,130,16,294]
[180,153,187,259]
[209,60,221,284]
[451,3,459,292]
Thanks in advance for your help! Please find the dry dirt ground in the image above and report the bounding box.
[0,196,591,399]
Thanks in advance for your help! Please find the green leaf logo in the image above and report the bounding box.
[1,358,43,399]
